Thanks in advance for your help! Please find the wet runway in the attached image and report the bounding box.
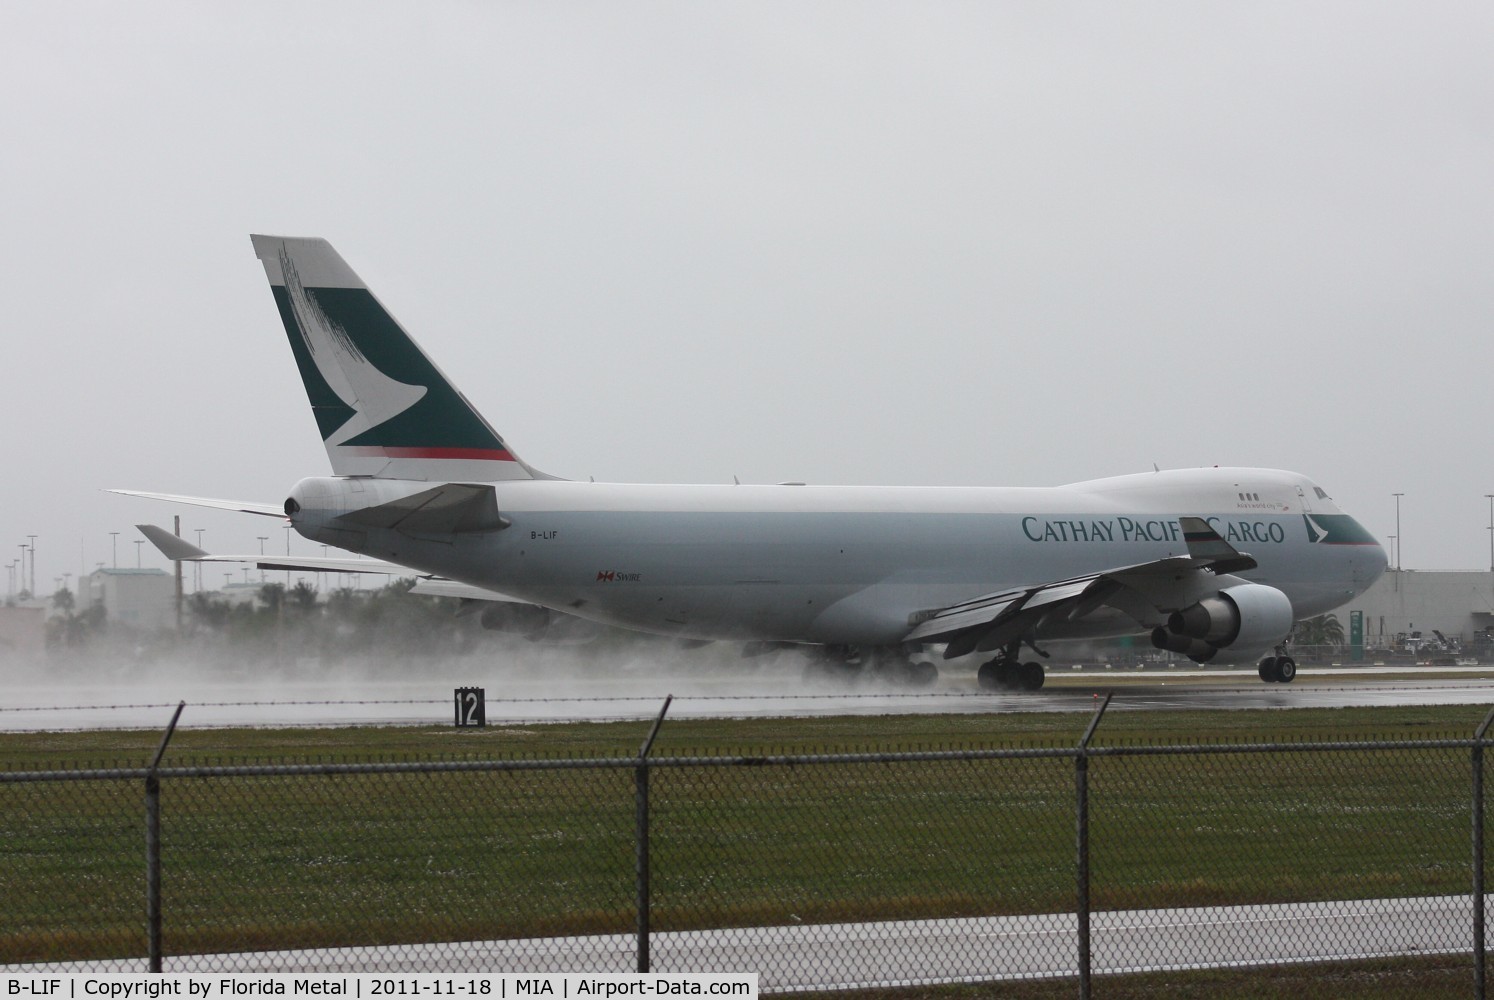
[4,662,1494,730]
[14,894,1481,987]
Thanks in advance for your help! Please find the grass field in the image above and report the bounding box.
[5,701,1493,765]
[3,702,1492,994]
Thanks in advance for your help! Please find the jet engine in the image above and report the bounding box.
[1150,583,1294,664]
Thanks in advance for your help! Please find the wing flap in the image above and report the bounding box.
[908,590,1028,641]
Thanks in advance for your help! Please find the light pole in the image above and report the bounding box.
[1486,494,1493,574]
[135,540,144,568]
[27,535,36,595]
[110,531,119,569]
[195,530,205,593]
[1392,494,1404,571]
[257,536,269,584]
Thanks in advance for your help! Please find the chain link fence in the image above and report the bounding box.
[4,702,1494,995]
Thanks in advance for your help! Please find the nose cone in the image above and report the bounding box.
[1306,511,1387,592]
[1350,519,1389,596]
[1367,535,1390,580]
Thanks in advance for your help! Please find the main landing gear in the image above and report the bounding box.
[1258,650,1298,683]
[976,641,1048,692]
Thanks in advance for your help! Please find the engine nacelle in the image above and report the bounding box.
[1150,628,1220,663]
[1153,583,1294,664]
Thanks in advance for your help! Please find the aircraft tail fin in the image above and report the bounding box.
[250,235,549,482]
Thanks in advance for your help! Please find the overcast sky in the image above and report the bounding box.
[2,1,1492,594]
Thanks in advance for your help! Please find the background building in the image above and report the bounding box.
[0,605,46,659]
[1337,570,1494,658]
[76,567,176,632]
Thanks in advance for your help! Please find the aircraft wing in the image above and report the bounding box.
[110,490,286,518]
[906,516,1258,658]
[135,524,527,604]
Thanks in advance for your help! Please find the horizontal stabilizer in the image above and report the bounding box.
[138,524,406,575]
[111,490,285,518]
[136,524,210,561]
[335,483,509,534]
[136,525,527,605]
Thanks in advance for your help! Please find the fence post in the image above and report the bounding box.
[636,695,673,974]
[1076,693,1111,1000]
[1474,704,1494,1000]
[146,702,185,974]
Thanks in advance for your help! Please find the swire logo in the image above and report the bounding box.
[596,570,643,583]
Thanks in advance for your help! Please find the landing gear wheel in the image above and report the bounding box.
[1019,661,1046,691]
[979,652,1045,692]
[1258,657,1279,683]
[1275,656,1297,683]
[977,660,1000,691]
[978,659,1022,690]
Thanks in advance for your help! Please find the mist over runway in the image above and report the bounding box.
[5,648,1494,731]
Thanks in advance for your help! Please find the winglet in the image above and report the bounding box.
[137,524,210,562]
[1179,516,1257,574]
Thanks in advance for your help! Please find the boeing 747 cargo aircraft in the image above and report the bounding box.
[121,236,1388,689]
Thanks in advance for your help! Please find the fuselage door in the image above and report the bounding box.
[1296,485,1313,513]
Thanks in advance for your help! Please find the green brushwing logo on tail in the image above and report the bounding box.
[272,254,513,462]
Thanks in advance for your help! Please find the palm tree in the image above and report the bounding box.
[1291,613,1345,651]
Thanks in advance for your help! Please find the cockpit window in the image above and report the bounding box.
[1314,487,1330,500]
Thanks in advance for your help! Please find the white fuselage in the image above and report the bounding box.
[285,466,1387,650]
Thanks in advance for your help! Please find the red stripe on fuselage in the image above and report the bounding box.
[347,446,517,462]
